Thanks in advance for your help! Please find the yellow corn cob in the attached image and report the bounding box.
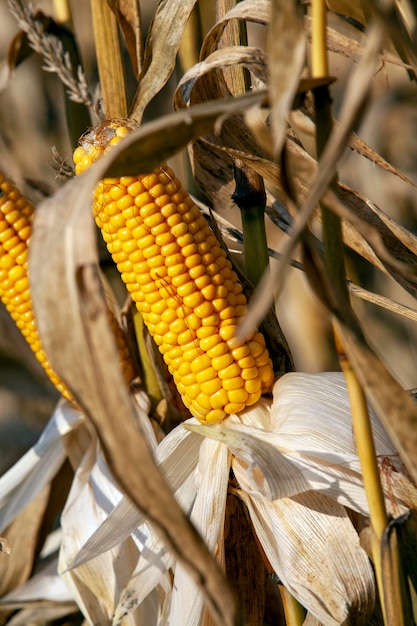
[0,172,72,399]
[74,119,275,424]
[0,171,135,401]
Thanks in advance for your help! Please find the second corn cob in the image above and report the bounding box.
[74,120,275,424]
[0,171,136,402]
[0,172,71,399]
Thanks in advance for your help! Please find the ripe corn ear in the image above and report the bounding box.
[0,172,72,399]
[74,120,275,424]
[0,171,135,401]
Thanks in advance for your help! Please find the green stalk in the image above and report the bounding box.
[232,164,269,285]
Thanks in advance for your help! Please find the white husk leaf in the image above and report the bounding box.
[240,489,375,625]
[0,401,84,532]
[169,439,230,626]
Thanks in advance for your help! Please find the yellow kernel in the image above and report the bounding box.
[194,301,213,319]
[194,274,211,290]
[178,329,196,345]
[185,384,200,400]
[212,353,234,371]
[241,367,258,381]
[167,213,183,228]
[15,277,29,293]
[218,362,241,380]
[189,264,206,280]
[224,402,245,415]
[228,388,249,404]
[190,403,209,421]
[195,392,211,410]
[162,330,178,345]
[170,222,188,238]
[232,345,250,360]
[207,342,228,359]
[190,354,211,373]
[161,242,179,257]
[147,254,165,269]
[255,350,271,367]
[219,325,237,342]
[110,185,125,201]
[145,213,165,230]
[117,194,134,211]
[151,300,167,316]
[182,243,198,257]
[135,234,154,251]
[135,191,153,208]
[213,298,228,312]
[201,284,217,301]
[8,265,25,282]
[160,309,176,325]
[200,378,222,395]
[155,232,173,247]
[260,365,274,387]
[184,253,201,269]
[127,181,143,198]
[143,244,160,260]
[186,313,200,330]
[170,318,187,335]
[182,347,200,362]
[205,408,227,424]
[180,372,197,387]
[149,183,165,199]
[166,254,185,269]
[202,313,219,327]
[144,292,161,306]
[209,388,229,410]
[178,361,192,377]
[238,355,256,369]
[183,291,203,309]
[248,340,264,358]
[245,378,262,394]
[222,377,244,391]
[171,273,189,288]
[196,367,217,383]
[199,334,221,352]
[177,282,195,298]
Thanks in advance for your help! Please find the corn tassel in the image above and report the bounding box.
[74,120,275,424]
[0,171,135,401]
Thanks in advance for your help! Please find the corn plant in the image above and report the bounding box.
[1,1,417,625]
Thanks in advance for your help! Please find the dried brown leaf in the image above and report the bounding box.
[105,90,267,177]
[0,486,50,597]
[0,30,32,93]
[200,0,270,59]
[268,0,306,158]
[107,0,143,77]
[29,134,242,626]
[326,0,366,26]
[174,45,268,110]
[129,0,198,122]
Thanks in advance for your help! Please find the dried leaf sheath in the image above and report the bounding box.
[74,120,275,424]
[0,171,135,401]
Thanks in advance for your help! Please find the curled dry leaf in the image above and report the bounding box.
[107,0,143,78]
[268,0,306,158]
[129,0,198,122]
